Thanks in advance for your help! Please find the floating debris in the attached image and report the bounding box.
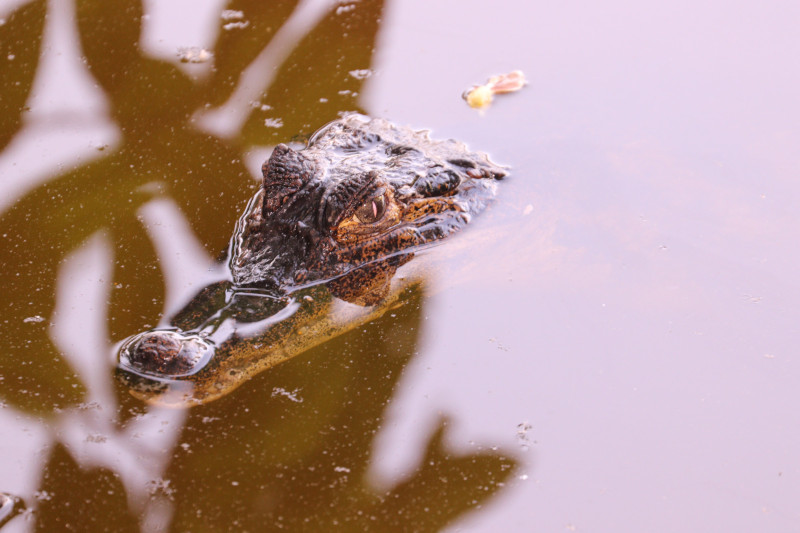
[33,491,52,502]
[86,433,108,443]
[516,421,533,451]
[23,315,45,324]
[177,47,213,64]
[224,21,250,30]
[271,387,303,403]
[221,9,244,21]
[463,70,527,109]
[221,10,249,30]
[349,69,373,80]
[264,118,284,128]
[336,3,357,15]
[146,478,176,499]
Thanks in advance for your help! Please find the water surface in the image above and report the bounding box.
[1,0,799,531]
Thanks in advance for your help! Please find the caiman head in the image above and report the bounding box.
[117,115,506,399]
[231,114,506,302]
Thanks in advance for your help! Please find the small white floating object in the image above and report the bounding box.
[177,47,213,64]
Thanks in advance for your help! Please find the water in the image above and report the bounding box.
[1,0,799,531]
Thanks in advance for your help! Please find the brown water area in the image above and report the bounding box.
[1,0,799,531]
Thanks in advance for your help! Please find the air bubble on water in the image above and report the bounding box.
[336,4,356,15]
[33,491,52,502]
[221,9,244,20]
[223,21,250,30]
[177,47,212,63]
[349,69,372,80]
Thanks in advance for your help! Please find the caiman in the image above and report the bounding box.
[116,114,506,405]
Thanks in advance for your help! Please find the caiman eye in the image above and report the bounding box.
[354,194,387,224]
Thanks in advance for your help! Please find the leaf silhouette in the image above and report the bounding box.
[2,1,517,528]
[0,0,46,151]
[377,421,516,530]
[160,131,255,256]
[74,0,141,87]
[240,0,386,145]
[205,0,301,106]
[74,0,202,137]
[108,217,165,341]
[35,444,138,533]
[0,153,148,416]
[0,133,255,415]
[161,286,516,531]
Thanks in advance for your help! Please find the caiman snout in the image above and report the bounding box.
[119,330,214,378]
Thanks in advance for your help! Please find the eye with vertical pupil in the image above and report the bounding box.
[354,194,386,224]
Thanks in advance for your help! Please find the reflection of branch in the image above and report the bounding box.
[196,0,332,139]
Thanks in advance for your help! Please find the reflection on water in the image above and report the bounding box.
[0,0,515,530]
[116,112,506,406]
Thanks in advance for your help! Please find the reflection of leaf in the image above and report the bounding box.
[163,287,516,530]
[1,0,516,527]
[205,0,301,106]
[74,0,141,89]
[240,0,385,145]
[75,0,201,136]
[0,131,253,416]
[163,131,255,254]
[0,153,137,416]
[108,219,165,341]
[378,421,516,529]
[0,0,46,150]
[35,444,138,533]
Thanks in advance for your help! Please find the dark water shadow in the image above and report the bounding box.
[161,286,515,531]
[0,0,383,417]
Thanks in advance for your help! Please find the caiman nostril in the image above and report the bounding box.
[120,330,214,378]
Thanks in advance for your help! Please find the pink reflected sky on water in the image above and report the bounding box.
[368,1,800,531]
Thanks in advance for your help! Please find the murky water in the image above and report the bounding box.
[1,0,799,531]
